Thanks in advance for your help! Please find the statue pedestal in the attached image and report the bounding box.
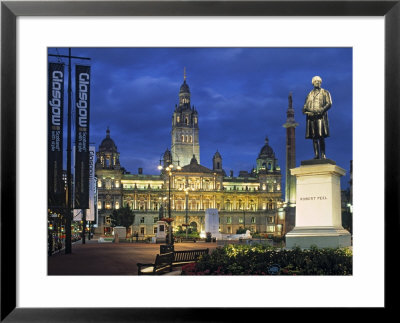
[285,160,351,249]
[155,221,167,243]
[205,208,221,239]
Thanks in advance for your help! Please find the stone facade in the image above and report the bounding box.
[95,75,286,238]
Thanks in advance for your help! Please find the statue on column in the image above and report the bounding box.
[302,76,332,159]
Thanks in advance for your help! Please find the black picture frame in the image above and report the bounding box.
[1,1,397,321]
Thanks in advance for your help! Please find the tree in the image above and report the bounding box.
[110,206,135,231]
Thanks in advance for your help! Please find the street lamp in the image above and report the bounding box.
[158,155,181,245]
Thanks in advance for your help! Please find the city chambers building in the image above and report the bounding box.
[95,75,287,238]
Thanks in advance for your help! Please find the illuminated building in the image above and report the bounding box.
[95,74,286,238]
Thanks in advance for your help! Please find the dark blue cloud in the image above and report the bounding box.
[49,47,352,193]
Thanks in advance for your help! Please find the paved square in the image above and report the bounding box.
[48,240,217,275]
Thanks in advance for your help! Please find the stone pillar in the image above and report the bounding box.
[285,160,351,249]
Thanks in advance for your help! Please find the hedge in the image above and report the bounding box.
[181,244,352,275]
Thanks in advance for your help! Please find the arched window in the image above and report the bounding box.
[181,135,184,142]
[249,200,255,210]
[185,117,189,124]
[225,199,231,211]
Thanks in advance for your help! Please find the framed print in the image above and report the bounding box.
[1,0,398,321]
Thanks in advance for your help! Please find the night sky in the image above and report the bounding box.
[48,47,352,193]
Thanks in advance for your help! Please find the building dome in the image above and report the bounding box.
[180,80,190,94]
[258,137,275,159]
[163,148,172,166]
[99,128,117,152]
[96,128,121,170]
[163,148,172,160]
[213,150,222,159]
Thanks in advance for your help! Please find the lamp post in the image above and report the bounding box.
[158,157,181,245]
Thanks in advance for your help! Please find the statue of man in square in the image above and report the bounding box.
[303,76,332,159]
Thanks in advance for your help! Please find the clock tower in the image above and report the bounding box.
[171,69,200,167]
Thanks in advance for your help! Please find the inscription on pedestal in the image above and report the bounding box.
[300,196,327,201]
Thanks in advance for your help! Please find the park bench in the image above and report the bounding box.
[137,252,174,275]
[172,248,209,267]
[176,237,198,243]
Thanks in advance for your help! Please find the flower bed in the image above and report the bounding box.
[181,244,352,275]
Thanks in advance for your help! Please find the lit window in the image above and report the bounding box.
[98,181,102,188]
[98,201,102,209]
[105,202,111,209]
[115,181,120,188]
[226,217,232,224]
[267,225,275,233]
[239,217,244,224]
[115,201,120,209]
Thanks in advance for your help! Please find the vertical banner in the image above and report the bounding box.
[73,145,95,221]
[48,62,65,208]
[74,65,91,209]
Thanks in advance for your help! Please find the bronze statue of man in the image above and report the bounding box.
[303,76,332,159]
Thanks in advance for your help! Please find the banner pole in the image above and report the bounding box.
[65,48,72,254]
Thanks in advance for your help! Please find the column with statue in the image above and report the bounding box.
[285,76,351,249]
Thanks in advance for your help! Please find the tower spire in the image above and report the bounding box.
[184,67,187,81]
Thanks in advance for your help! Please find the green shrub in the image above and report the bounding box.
[174,231,200,239]
[181,244,352,275]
